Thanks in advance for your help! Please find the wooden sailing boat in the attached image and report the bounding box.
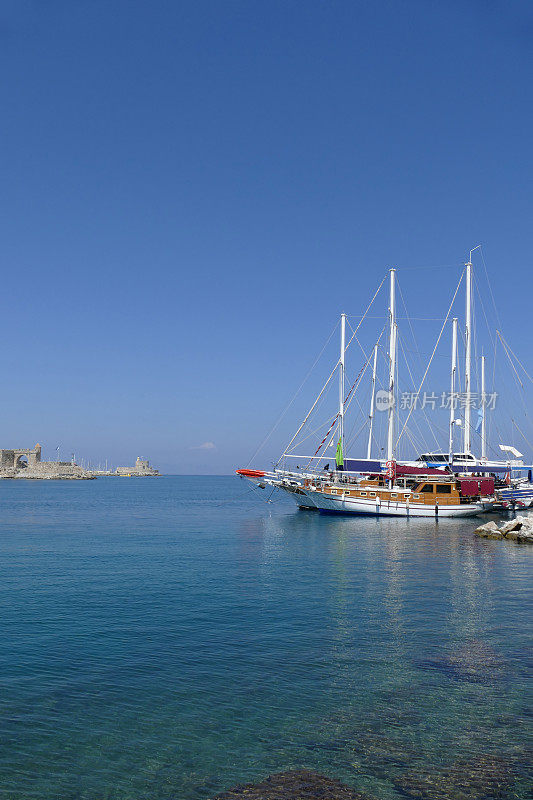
[237,252,532,518]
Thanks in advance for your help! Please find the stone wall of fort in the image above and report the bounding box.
[115,457,159,476]
[0,445,93,479]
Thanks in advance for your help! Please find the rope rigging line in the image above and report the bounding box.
[305,363,366,463]
[496,330,533,387]
[343,327,386,420]
[470,270,499,451]
[395,268,465,451]
[346,315,449,322]
[480,246,504,332]
[247,318,339,467]
[397,278,426,371]
[492,332,533,450]
[511,418,533,453]
[285,413,339,452]
[473,272,497,350]
[303,339,383,469]
[393,263,464,271]
[343,331,389,455]
[278,360,339,465]
[477,247,508,452]
[348,327,375,367]
[397,329,442,453]
[280,274,387,467]
[345,418,372,451]
[344,388,374,451]
[308,415,340,462]
[392,323,454,458]
[343,274,387,354]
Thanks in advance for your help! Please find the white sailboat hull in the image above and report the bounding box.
[279,484,319,510]
[285,487,482,517]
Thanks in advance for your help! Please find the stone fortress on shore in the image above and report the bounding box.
[0,445,160,480]
[114,457,159,477]
[0,444,93,479]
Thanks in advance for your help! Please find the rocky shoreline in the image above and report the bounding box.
[474,515,533,543]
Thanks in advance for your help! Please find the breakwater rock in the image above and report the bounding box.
[474,516,533,543]
[211,770,373,799]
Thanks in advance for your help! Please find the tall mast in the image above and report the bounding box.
[463,246,481,454]
[386,268,396,462]
[464,257,472,454]
[367,344,378,460]
[449,317,458,462]
[481,353,487,460]
[339,313,346,458]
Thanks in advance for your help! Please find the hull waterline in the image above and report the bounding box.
[281,485,482,517]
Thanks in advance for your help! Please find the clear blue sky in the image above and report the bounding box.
[1,1,531,473]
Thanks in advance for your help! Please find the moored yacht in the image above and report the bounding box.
[238,466,486,517]
[237,250,532,518]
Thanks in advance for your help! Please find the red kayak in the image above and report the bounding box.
[236,469,266,478]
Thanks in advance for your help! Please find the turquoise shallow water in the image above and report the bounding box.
[0,475,531,799]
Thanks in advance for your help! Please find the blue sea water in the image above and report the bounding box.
[0,475,531,800]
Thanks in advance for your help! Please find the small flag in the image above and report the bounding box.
[336,438,344,468]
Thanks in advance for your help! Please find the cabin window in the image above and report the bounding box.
[391,493,398,498]
[360,491,367,497]
[413,494,420,499]
[369,492,376,497]
[436,484,452,494]
[421,484,434,493]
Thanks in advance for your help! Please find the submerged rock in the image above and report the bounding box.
[415,639,505,683]
[447,639,503,671]
[351,731,418,769]
[394,753,517,800]
[211,770,373,799]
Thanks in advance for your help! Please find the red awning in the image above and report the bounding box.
[458,477,494,496]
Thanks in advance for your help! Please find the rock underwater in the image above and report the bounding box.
[210,770,374,799]
[414,637,505,683]
[394,753,518,800]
